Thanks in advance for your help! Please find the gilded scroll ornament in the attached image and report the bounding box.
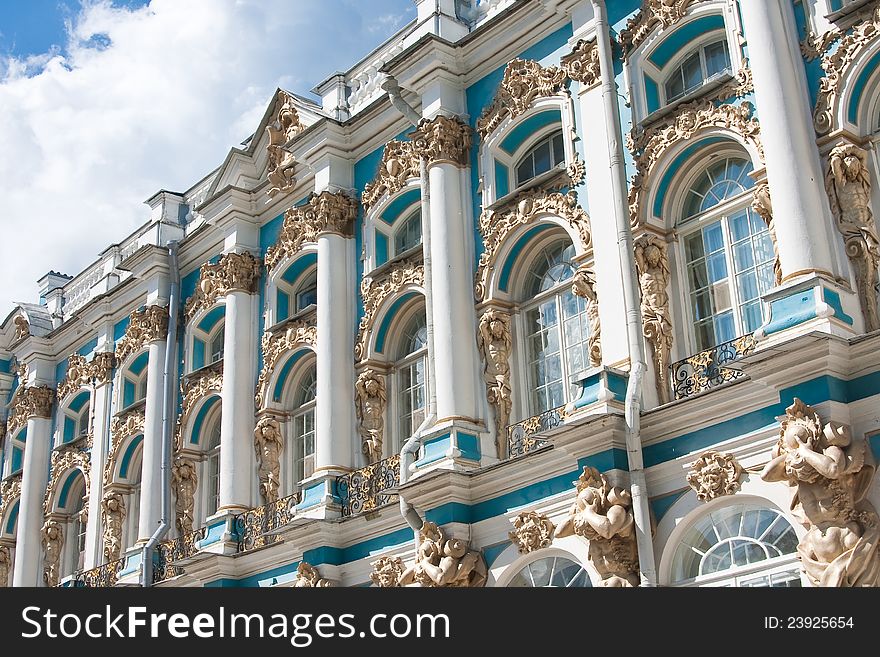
[177,362,223,451]
[363,140,421,212]
[509,511,555,554]
[115,305,169,363]
[57,354,90,401]
[104,409,146,485]
[292,562,332,587]
[561,38,601,88]
[255,320,316,409]
[825,142,880,331]
[171,457,198,535]
[634,234,673,404]
[254,417,283,505]
[0,546,10,588]
[370,556,405,587]
[571,265,602,368]
[761,398,880,587]
[409,114,472,168]
[686,451,743,502]
[0,477,22,541]
[43,446,90,515]
[477,310,513,459]
[41,519,64,587]
[185,251,262,321]
[750,182,783,285]
[355,369,387,464]
[556,466,639,586]
[266,91,303,199]
[619,0,701,54]
[399,521,487,587]
[101,491,126,563]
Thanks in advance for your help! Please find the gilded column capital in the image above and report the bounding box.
[310,189,358,237]
[184,251,263,320]
[409,114,472,168]
[89,352,117,386]
[8,385,55,433]
[115,305,169,362]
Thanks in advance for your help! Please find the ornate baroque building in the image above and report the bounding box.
[2,0,880,589]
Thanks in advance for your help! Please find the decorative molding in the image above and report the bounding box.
[627,98,762,226]
[399,521,487,587]
[43,445,91,515]
[476,309,512,459]
[104,409,146,485]
[264,190,358,272]
[571,265,602,368]
[814,6,880,134]
[750,182,783,285]
[567,155,586,186]
[355,253,424,361]
[509,511,555,554]
[0,545,10,588]
[266,91,304,199]
[362,140,421,212]
[355,369,387,464]
[56,351,118,402]
[619,0,702,55]
[635,234,673,405]
[370,555,405,587]
[292,562,333,587]
[825,141,880,331]
[409,114,472,168]
[100,491,126,563]
[171,457,197,535]
[761,398,880,587]
[801,29,841,61]
[686,451,743,502]
[115,305,169,363]
[41,518,63,588]
[556,466,639,586]
[0,475,22,540]
[254,417,283,505]
[255,319,317,409]
[476,59,568,139]
[177,361,223,451]
[184,251,262,321]
[561,38,601,88]
[7,385,55,435]
[475,189,592,302]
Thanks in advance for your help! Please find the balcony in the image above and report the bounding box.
[153,526,206,584]
[234,492,300,554]
[505,405,567,459]
[670,333,757,401]
[337,455,400,518]
[72,558,124,587]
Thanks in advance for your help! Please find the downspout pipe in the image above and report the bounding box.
[591,0,657,587]
[140,240,180,586]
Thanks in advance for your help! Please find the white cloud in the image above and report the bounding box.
[0,0,414,316]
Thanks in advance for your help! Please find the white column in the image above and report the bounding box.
[84,379,111,569]
[137,338,166,542]
[218,289,257,511]
[315,232,356,472]
[12,415,51,586]
[739,0,840,280]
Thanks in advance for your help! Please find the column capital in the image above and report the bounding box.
[7,385,55,434]
[409,114,472,168]
[184,251,263,321]
[115,305,169,362]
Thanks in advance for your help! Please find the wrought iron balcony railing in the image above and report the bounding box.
[506,405,567,459]
[670,333,757,400]
[234,492,300,554]
[337,454,400,518]
[72,558,124,587]
[153,526,206,584]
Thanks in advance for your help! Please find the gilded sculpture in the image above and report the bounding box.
[571,264,602,368]
[12,314,29,342]
[255,320,316,409]
[184,251,262,321]
[292,562,332,587]
[509,511,555,554]
[556,466,639,587]
[398,521,487,588]
[761,398,880,587]
[171,457,198,535]
[409,114,472,168]
[101,491,126,563]
[254,416,284,504]
[750,182,782,285]
[266,91,303,198]
[686,451,743,502]
[0,546,10,588]
[477,309,513,459]
[115,305,169,363]
[41,518,64,587]
[825,142,880,332]
[362,140,421,211]
[634,234,673,404]
[370,555,405,587]
[355,369,387,464]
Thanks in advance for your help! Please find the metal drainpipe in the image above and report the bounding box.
[140,240,180,586]
[591,0,657,586]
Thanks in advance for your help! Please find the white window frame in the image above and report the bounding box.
[390,314,429,457]
[288,366,317,494]
[363,192,422,274]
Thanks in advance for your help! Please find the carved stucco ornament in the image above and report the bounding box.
[176,361,223,451]
[409,114,472,168]
[399,521,487,587]
[627,98,762,227]
[56,351,118,402]
[266,91,304,199]
[814,6,880,134]
[185,251,262,321]
[475,189,592,302]
[509,511,555,554]
[292,562,333,587]
[255,320,317,409]
[556,466,639,587]
[7,385,55,435]
[43,445,91,515]
[477,309,513,459]
[0,477,22,543]
[363,140,421,212]
[264,190,358,272]
[0,545,10,588]
[561,38,601,88]
[101,491,126,563]
[750,182,783,285]
[825,142,880,332]
[571,265,602,368]
[355,254,424,361]
[619,0,702,55]
[686,451,743,502]
[115,305,169,363]
[12,314,30,342]
[254,416,283,505]
[104,409,146,486]
[634,234,674,405]
[41,518,64,587]
[370,556,405,587]
[171,457,197,535]
[476,59,569,139]
[761,398,880,587]
[355,369,387,464]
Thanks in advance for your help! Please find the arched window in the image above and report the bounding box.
[521,239,591,414]
[664,39,730,104]
[59,474,87,577]
[393,209,422,256]
[61,391,91,444]
[394,313,428,452]
[288,365,317,493]
[204,415,222,519]
[506,555,591,587]
[8,430,26,476]
[209,326,225,364]
[121,447,143,553]
[75,402,90,438]
[679,156,774,350]
[121,352,149,409]
[515,129,565,187]
[294,271,318,312]
[670,503,801,587]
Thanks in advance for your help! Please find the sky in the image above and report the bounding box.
[0,0,415,317]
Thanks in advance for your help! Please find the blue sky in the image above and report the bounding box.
[0,0,415,316]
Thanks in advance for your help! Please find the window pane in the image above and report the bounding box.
[704,40,730,77]
[551,132,565,166]
[516,158,533,185]
[730,210,751,242]
[665,68,684,102]
[704,223,725,253]
[707,252,728,283]
[533,140,552,176]
[681,51,702,94]
[714,310,735,343]
[737,271,759,302]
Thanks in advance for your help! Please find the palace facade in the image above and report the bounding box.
[2,0,880,589]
